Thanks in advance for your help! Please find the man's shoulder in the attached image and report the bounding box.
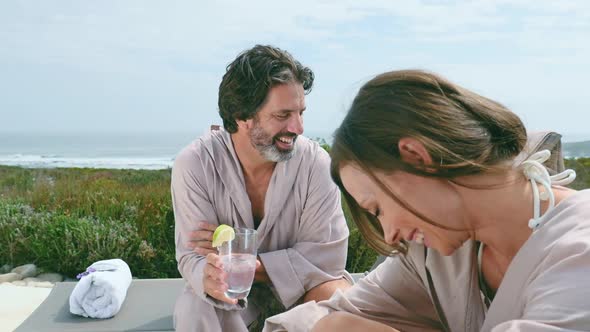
[174,137,206,165]
[284,136,332,185]
[294,136,329,161]
[175,129,230,162]
[171,140,203,182]
[298,136,332,171]
[173,130,228,174]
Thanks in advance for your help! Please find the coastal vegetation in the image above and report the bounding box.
[0,164,379,279]
[1,157,588,279]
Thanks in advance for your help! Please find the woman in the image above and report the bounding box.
[264,70,589,331]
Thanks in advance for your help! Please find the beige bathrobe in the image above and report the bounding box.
[172,128,350,332]
[264,190,590,332]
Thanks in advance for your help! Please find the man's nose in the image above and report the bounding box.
[287,112,304,135]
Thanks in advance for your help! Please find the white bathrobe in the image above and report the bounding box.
[172,128,350,332]
[264,190,590,332]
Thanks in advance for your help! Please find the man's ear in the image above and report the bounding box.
[398,137,433,167]
[236,118,251,131]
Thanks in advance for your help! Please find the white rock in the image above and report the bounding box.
[29,281,54,288]
[23,277,42,284]
[36,273,64,283]
[0,264,12,274]
[0,273,23,283]
[11,280,27,286]
[11,264,37,279]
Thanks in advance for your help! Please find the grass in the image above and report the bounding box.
[0,165,377,278]
[1,157,588,279]
[0,166,176,278]
[1,158,587,331]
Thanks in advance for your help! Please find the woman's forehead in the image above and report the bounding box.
[340,164,366,182]
[340,164,376,198]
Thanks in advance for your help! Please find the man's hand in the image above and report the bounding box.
[254,258,271,284]
[203,253,238,305]
[192,222,270,288]
[187,222,217,256]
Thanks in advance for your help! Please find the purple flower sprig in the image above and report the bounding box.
[76,267,97,279]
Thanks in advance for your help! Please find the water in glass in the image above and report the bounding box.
[217,227,258,300]
[221,253,257,299]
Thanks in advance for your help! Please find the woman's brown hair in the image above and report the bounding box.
[330,70,527,256]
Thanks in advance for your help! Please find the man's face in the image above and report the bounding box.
[248,82,306,162]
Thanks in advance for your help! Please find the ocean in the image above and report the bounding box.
[2,131,585,170]
[0,131,332,170]
[0,132,197,170]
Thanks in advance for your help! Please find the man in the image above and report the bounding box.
[172,45,351,332]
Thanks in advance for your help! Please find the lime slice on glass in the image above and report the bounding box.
[212,224,235,248]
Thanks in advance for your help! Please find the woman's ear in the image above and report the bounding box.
[398,137,433,167]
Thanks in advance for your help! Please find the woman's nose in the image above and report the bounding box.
[382,222,399,245]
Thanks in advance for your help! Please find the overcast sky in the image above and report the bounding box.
[1,0,589,141]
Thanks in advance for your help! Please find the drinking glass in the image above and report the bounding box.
[218,228,257,299]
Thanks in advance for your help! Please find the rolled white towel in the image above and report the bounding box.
[69,258,132,319]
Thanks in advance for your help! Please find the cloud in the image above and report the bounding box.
[3,1,589,69]
[0,1,589,136]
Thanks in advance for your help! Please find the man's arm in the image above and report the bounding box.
[258,145,351,308]
[171,147,242,309]
[254,261,350,292]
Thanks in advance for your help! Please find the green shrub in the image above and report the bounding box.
[0,164,376,279]
[0,166,177,278]
[565,158,590,190]
[0,200,165,278]
[1,153,587,330]
[1,155,587,279]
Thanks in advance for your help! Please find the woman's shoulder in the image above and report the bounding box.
[520,189,590,279]
[544,189,590,237]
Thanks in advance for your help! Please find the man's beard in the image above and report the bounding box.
[249,121,297,162]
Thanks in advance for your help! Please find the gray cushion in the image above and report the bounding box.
[15,279,184,332]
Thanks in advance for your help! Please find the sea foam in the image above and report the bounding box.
[0,154,173,170]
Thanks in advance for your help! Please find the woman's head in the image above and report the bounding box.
[331,70,527,255]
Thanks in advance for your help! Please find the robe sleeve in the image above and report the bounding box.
[263,252,443,332]
[172,147,244,310]
[258,148,351,308]
[490,235,590,332]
